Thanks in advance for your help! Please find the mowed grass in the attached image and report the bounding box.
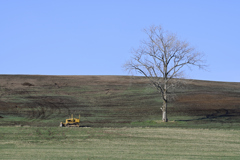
[1,126,240,160]
[1,75,240,159]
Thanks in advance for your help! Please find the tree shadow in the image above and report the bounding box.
[175,109,236,122]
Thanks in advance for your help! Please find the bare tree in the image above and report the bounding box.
[123,25,205,122]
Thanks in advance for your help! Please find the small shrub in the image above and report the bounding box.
[22,82,34,86]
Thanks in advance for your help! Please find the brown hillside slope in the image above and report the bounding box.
[0,75,239,127]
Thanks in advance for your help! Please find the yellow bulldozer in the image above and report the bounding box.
[60,114,80,127]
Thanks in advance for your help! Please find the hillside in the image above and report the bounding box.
[0,75,240,128]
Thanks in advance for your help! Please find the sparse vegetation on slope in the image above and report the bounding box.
[0,75,240,129]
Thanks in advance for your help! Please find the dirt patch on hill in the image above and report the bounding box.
[173,91,240,120]
[176,92,240,109]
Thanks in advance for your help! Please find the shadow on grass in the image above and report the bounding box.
[175,109,238,122]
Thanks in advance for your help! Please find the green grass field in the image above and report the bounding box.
[1,126,240,160]
[0,75,240,159]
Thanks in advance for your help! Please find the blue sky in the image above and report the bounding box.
[0,0,239,82]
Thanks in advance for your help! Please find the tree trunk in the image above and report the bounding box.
[162,81,168,122]
[162,100,168,122]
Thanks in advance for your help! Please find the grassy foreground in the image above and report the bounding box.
[1,126,240,160]
[1,76,240,159]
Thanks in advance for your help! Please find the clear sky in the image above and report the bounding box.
[1,0,239,82]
